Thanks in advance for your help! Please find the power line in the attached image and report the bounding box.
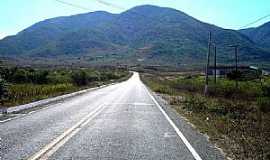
[94,0,166,24]
[54,0,92,11]
[95,0,125,10]
[54,0,154,23]
[55,0,270,31]
[239,13,270,29]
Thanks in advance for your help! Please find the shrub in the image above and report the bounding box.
[88,72,100,82]
[173,77,204,92]
[100,71,119,81]
[153,85,174,94]
[227,70,242,80]
[262,85,270,97]
[0,78,8,104]
[0,68,50,84]
[11,69,29,83]
[27,70,49,84]
[257,97,270,113]
[71,70,89,86]
[47,73,71,84]
[184,95,208,112]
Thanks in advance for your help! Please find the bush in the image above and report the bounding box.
[227,71,242,80]
[47,72,71,84]
[88,72,100,82]
[173,77,204,92]
[257,97,270,113]
[29,70,49,84]
[153,85,174,94]
[262,85,270,97]
[0,68,50,84]
[71,70,89,86]
[184,95,208,112]
[11,69,29,83]
[0,67,128,106]
[0,78,8,104]
[100,71,119,81]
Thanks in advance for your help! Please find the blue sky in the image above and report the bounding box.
[1,0,270,39]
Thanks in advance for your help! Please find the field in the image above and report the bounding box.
[0,67,130,107]
[141,71,270,160]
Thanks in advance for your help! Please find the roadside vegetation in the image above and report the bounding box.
[0,67,130,107]
[141,71,270,160]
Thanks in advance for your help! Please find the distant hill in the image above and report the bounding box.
[240,22,270,50]
[0,5,269,67]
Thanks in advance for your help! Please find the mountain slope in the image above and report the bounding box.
[240,22,270,49]
[0,11,118,56]
[0,5,269,66]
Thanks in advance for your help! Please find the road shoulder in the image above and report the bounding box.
[148,89,226,160]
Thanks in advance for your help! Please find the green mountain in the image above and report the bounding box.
[240,22,270,50]
[0,5,269,67]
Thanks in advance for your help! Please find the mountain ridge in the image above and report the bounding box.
[0,5,269,67]
[240,22,270,49]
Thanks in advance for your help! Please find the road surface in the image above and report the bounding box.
[0,72,224,160]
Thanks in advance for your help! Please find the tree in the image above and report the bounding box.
[30,70,49,84]
[11,69,28,83]
[71,70,89,86]
[227,70,242,80]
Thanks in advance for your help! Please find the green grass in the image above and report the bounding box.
[141,73,270,160]
[143,73,268,100]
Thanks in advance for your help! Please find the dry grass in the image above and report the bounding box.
[141,73,270,160]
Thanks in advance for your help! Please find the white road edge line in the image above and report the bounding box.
[0,118,13,123]
[0,102,63,124]
[0,82,118,124]
[0,114,27,123]
[27,104,105,160]
[142,83,203,160]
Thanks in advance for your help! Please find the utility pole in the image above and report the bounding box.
[214,44,217,84]
[229,45,239,89]
[204,32,212,95]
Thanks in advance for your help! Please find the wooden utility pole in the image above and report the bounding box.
[229,45,239,88]
[204,32,212,95]
[214,44,217,84]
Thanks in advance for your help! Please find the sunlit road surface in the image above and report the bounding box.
[0,72,224,160]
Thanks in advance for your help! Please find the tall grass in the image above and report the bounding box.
[6,83,76,106]
[143,74,268,100]
[0,67,130,107]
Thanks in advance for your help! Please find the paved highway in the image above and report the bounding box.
[0,72,225,160]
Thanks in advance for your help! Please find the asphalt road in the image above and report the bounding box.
[0,72,225,160]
